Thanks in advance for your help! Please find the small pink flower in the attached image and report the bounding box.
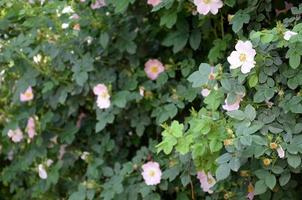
[193,0,223,15]
[7,128,23,143]
[141,161,162,185]
[26,117,36,139]
[222,95,243,111]
[93,84,111,109]
[91,0,106,9]
[147,0,161,7]
[277,146,285,158]
[20,86,34,102]
[201,88,211,97]
[197,171,216,193]
[284,30,297,41]
[227,40,256,74]
[144,59,165,80]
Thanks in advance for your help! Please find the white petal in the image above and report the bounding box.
[241,61,255,74]
[227,51,242,69]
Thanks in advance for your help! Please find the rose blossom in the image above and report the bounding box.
[197,171,216,193]
[222,95,243,111]
[227,40,256,74]
[141,161,162,185]
[7,128,24,143]
[193,0,223,15]
[20,86,34,102]
[144,59,165,80]
[26,117,36,139]
[93,84,111,109]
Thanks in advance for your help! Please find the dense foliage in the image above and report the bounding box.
[1,0,302,199]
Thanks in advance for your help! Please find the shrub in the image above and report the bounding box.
[1,0,302,199]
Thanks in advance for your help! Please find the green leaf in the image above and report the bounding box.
[265,173,276,190]
[231,10,250,33]
[254,180,267,195]
[279,172,291,186]
[226,110,246,120]
[215,163,230,181]
[100,32,110,48]
[204,89,224,111]
[160,10,177,29]
[229,157,240,172]
[244,105,256,121]
[224,0,236,7]
[209,139,222,153]
[176,135,193,155]
[289,52,301,69]
[187,63,212,87]
[248,74,258,88]
[189,29,201,50]
[170,121,184,138]
[112,91,130,108]
[287,154,301,168]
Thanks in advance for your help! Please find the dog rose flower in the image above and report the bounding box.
[7,128,24,143]
[26,117,36,139]
[91,0,106,9]
[93,84,111,109]
[194,0,223,15]
[141,161,162,185]
[144,59,165,80]
[227,40,256,74]
[197,171,216,193]
[222,95,243,111]
[20,86,34,102]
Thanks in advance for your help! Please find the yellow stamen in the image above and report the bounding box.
[148,170,155,177]
[203,0,211,4]
[150,66,158,74]
[239,53,247,62]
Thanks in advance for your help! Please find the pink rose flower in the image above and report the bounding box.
[197,171,216,193]
[144,59,165,80]
[7,128,23,143]
[222,95,243,111]
[20,86,34,102]
[277,146,285,158]
[93,84,111,109]
[227,40,256,74]
[193,0,223,15]
[141,161,162,185]
[91,0,106,9]
[26,117,36,139]
[147,0,161,7]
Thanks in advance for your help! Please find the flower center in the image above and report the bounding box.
[150,66,159,74]
[207,177,214,184]
[100,92,109,99]
[239,53,247,62]
[25,92,32,98]
[148,170,155,177]
[203,0,211,4]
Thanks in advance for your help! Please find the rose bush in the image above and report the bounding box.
[1,0,302,199]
